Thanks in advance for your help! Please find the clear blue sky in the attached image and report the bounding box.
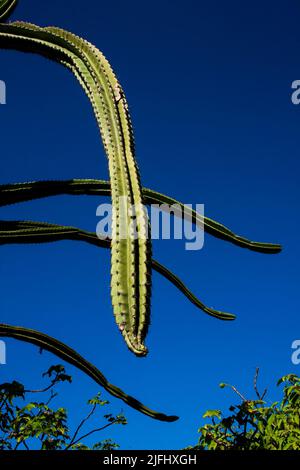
[1,0,299,449]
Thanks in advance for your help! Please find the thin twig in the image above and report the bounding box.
[229,385,247,402]
[24,379,58,394]
[45,390,57,407]
[22,440,29,450]
[253,368,267,401]
[66,403,97,449]
[65,420,117,450]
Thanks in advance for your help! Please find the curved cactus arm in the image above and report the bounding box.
[0,0,17,21]
[0,323,178,422]
[0,179,282,254]
[43,26,152,351]
[0,21,152,356]
[0,220,108,246]
[143,189,282,254]
[0,220,235,321]
[152,260,235,321]
[43,24,152,355]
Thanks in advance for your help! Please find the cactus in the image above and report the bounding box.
[0,0,16,21]
[0,14,151,356]
[0,1,282,420]
[0,322,177,422]
[0,219,236,321]
[0,179,281,254]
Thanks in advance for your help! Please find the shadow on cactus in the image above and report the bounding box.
[0,1,282,421]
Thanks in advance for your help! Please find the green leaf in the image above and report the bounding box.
[203,410,221,419]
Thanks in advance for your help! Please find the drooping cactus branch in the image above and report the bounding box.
[0,180,282,254]
[0,0,17,21]
[0,220,236,321]
[0,322,178,422]
[0,16,151,356]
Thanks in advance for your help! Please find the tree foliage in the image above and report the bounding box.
[0,365,126,450]
[189,371,300,450]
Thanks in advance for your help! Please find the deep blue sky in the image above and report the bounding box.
[1,0,300,449]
